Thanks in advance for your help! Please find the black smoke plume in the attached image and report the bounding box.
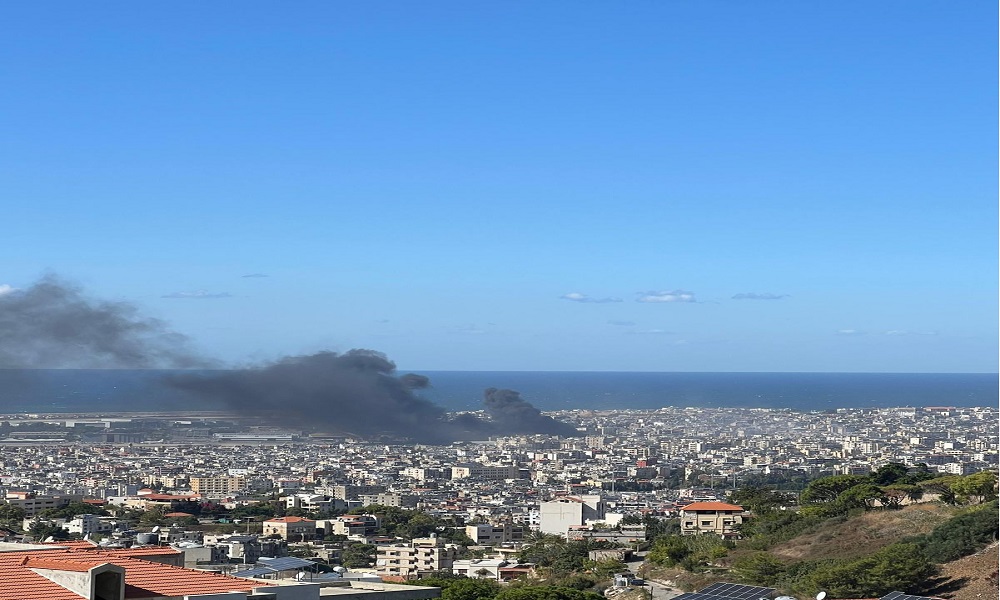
[169,352,580,443]
[483,387,580,437]
[169,350,475,443]
[2,276,579,442]
[0,275,206,369]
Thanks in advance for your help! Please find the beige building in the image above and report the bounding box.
[190,476,246,496]
[262,516,317,541]
[679,501,745,538]
[377,538,457,579]
[450,464,521,480]
[465,523,525,545]
[359,492,417,508]
[4,493,78,517]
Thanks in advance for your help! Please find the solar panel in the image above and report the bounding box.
[258,556,316,571]
[232,566,277,578]
[673,593,735,600]
[699,583,776,600]
[881,592,940,600]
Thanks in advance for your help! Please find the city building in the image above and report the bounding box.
[262,516,317,541]
[679,501,745,538]
[538,495,605,537]
[189,475,246,496]
[377,537,458,579]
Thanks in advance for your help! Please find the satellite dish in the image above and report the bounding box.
[817,592,827,600]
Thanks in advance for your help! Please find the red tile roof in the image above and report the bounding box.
[0,546,273,600]
[23,556,106,572]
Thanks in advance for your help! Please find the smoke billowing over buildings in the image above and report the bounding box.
[1,276,578,442]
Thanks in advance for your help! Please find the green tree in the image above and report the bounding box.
[341,543,376,568]
[646,536,690,567]
[880,484,921,509]
[950,471,998,504]
[729,486,794,514]
[918,500,999,562]
[28,521,69,541]
[917,476,960,505]
[732,552,786,586]
[802,543,937,597]
[584,558,627,580]
[862,543,938,592]
[139,507,166,526]
[0,504,26,523]
[836,483,885,511]
[439,577,501,600]
[872,463,909,486]
[494,586,603,600]
[800,475,868,504]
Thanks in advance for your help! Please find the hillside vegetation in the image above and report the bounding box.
[641,466,998,598]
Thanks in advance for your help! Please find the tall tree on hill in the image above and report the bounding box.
[799,475,868,504]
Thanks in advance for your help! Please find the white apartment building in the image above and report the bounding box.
[538,495,605,537]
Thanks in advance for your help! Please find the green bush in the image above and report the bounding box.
[918,499,999,563]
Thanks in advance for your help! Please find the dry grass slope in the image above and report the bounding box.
[932,542,999,600]
[770,503,956,562]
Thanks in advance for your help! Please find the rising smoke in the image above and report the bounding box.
[483,387,580,437]
[0,275,207,369]
[168,350,489,443]
[1,276,579,442]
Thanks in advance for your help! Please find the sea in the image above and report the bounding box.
[0,370,994,414]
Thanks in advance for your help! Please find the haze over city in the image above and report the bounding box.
[2,2,996,373]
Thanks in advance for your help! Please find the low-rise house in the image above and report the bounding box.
[679,501,745,538]
[452,558,508,579]
[263,516,317,541]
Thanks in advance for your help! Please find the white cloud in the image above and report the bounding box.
[0,284,15,296]
[837,329,866,336]
[560,292,623,303]
[161,290,234,299]
[883,330,939,336]
[636,290,696,303]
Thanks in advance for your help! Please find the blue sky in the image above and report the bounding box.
[1,1,996,372]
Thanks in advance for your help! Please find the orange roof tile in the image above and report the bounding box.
[23,556,107,572]
[0,547,274,600]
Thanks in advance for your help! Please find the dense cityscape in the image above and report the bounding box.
[0,405,994,599]
[2,1,995,599]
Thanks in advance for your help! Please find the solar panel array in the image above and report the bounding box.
[673,592,734,600]
[258,556,316,571]
[881,592,940,600]
[699,583,776,600]
[231,566,277,578]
